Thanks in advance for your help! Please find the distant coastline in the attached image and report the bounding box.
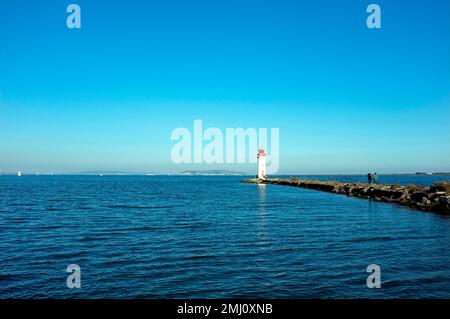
[0,169,247,176]
[1,171,449,177]
[414,172,450,176]
[179,170,246,176]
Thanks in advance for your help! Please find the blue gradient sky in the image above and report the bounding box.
[0,0,449,174]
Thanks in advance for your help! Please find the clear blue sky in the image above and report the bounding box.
[0,0,449,174]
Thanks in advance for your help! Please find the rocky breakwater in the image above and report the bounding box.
[242,178,450,215]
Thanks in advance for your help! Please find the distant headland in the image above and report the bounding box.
[414,172,450,176]
[179,169,246,176]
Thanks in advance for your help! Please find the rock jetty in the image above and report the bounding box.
[242,178,450,215]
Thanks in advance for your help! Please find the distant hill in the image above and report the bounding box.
[179,169,247,176]
[415,172,450,176]
[76,171,157,176]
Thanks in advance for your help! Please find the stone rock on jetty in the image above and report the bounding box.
[242,178,450,215]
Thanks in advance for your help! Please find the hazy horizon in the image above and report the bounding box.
[2,168,450,176]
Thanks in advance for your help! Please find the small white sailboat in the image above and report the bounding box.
[17,171,22,177]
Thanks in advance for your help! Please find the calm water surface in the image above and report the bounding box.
[1,175,450,298]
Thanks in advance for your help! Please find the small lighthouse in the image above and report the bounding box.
[257,148,266,180]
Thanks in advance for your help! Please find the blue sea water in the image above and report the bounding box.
[1,175,450,299]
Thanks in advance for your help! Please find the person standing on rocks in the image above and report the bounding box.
[368,173,373,185]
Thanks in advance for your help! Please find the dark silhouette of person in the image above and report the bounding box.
[368,173,372,185]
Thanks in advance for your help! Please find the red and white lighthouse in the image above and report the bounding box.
[257,148,266,179]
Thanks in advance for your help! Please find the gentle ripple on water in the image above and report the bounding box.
[1,175,450,298]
